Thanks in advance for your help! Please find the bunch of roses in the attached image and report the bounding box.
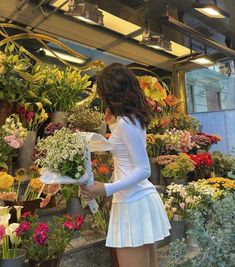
[188,153,213,168]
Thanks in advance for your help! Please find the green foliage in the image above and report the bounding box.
[33,65,91,112]
[212,151,235,177]
[166,192,235,267]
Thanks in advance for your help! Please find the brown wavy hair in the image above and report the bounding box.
[96,63,152,129]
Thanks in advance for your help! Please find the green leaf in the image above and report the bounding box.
[9,44,15,53]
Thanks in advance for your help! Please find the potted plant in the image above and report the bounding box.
[16,212,83,267]
[0,206,26,267]
[161,153,195,185]
[61,185,83,217]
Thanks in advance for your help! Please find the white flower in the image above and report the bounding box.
[0,206,9,216]
[6,223,19,244]
[0,214,11,227]
[14,206,23,222]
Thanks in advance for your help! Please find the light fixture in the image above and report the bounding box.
[190,55,215,65]
[38,48,87,64]
[66,1,104,25]
[139,26,172,51]
[193,2,230,19]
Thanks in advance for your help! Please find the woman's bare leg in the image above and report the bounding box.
[116,245,150,267]
[149,243,158,267]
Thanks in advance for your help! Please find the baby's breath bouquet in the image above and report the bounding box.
[34,128,86,180]
[35,128,110,231]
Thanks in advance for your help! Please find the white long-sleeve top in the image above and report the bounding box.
[104,116,156,203]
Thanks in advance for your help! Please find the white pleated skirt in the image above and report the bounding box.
[106,192,171,248]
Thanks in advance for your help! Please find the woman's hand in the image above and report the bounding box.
[81,181,106,201]
[104,108,116,126]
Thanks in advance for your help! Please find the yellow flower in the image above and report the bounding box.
[29,178,43,192]
[0,172,14,190]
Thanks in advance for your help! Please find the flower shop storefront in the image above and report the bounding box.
[0,1,235,267]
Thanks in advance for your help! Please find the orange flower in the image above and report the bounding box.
[97,164,110,175]
[29,178,43,192]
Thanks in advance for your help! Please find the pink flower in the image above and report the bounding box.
[74,216,83,230]
[21,211,31,219]
[0,224,6,240]
[25,112,34,123]
[32,222,49,246]
[16,221,31,237]
[63,220,75,230]
[4,135,24,149]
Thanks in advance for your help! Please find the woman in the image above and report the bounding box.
[81,63,171,267]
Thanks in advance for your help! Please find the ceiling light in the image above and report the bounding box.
[39,48,87,64]
[66,1,104,25]
[139,27,172,51]
[193,3,230,19]
[190,55,215,65]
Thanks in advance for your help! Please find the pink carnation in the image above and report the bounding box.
[4,135,24,149]
[32,222,49,246]
[63,220,75,230]
[16,221,31,237]
[21,211,31,219]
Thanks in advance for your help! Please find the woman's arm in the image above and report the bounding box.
[104,119,151,197]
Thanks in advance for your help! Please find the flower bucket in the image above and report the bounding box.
[51,111,68,126]
[66,197,83,216]
[4,199,41,223]
[29,257,61,267]
[17,131,37,169]
[169,219,186,242]
[148,158,161,185]
[0,249,26,267]
[0,100,16,126]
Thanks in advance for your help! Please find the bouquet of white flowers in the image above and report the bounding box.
[35,128,112,230]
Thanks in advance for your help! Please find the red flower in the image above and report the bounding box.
[189,153,213,168]
[16,221,31,237]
